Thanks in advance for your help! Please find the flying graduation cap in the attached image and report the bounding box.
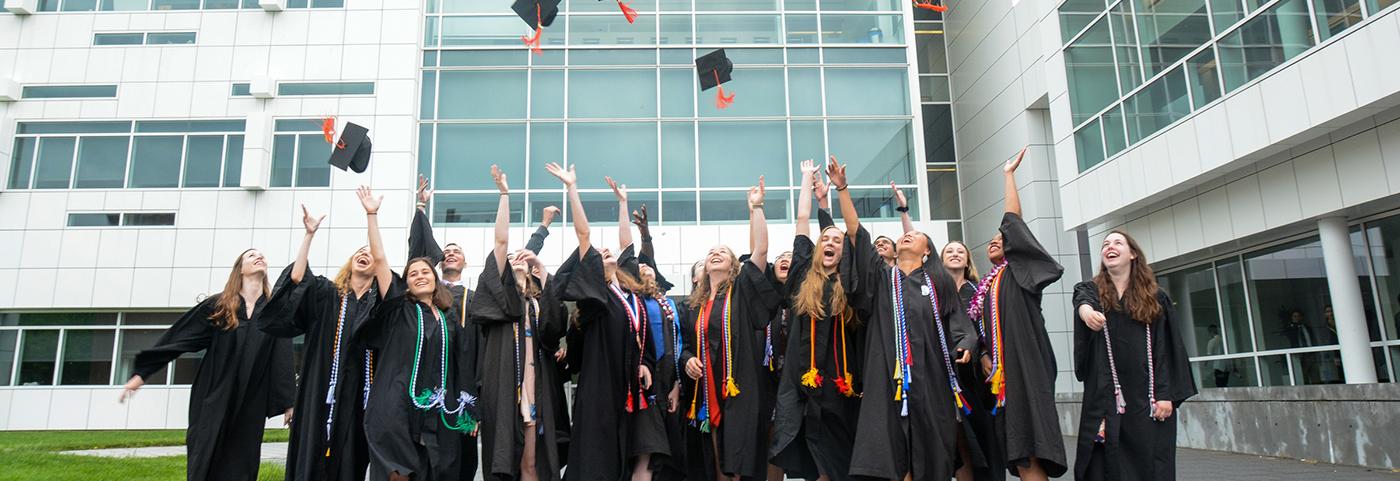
[514,0,561,54]
[696,49,736,109]
[913,0,948,12]
[599,0,639,23]
[324,119,372,174]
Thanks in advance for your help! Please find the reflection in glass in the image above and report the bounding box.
[699,122,788,188]
[183,136,225,188]
[1102,106,1127,157]
[1313,0,1363,41]
[438,71,528,120]
[1214,259,1255,354]
[1074,120,1103,172]
[1361,218,1400,342]
[1108,2,1143,92]
[270,135,295,187]
[790,121,826,179]
[532,70,565,119]
[1367,0,1399,18]
[435,124,526,190]
[129,136,184,188]
[569,70,658,118]
[1259,354,1291,386]
[788,68,823,116]
[819,0,900,10]
[915,27,948,74]
[661,69,695,117]
[1193,357,1259,388]
[438,16,531,46]
[1160,265,1223,358]
[922,105,955,164]
[919,75,951,103]
[1124,66,1189,143]
[696,0,777,10]
[34,137,77,189]
[1218,0,1315,91]
[1212,0,1246,34]
[434,193,525,225]
[529,123,564,190]
[1244,237,1333,351]
[824,68,908,116]
[827,119,913,185]
[1185,49,1222,109]
[661,122,696,188]
[1065,17,1117,126]
[578,191,660,225]
[1131,0,1211,76]
[570,15,658,46]
[698,68,786,117]
[0,331,16,386]
[700,189,790,221]
[660,14,693,45]
[695,14,782,44]
[60,330,116,385]
[567,123,659,189]
[786,15,819,44]
[1059,0,1105,43]
[830,188,913,221]
[74,137,131,189]
[172,351,203,385]
[9,137,35,189]
[295,133,331,187]
[663,191,698,223]
[925,165,959,220]
[18,330,59,386]
[1291,350,1345,385]
[820,14,904,44]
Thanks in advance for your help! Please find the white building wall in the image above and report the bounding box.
[945,0,1085,393]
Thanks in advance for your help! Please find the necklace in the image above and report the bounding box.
[411,304,478,433]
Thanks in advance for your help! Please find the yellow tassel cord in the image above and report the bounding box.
[725,377,740,397]
[892,363,904,401]
[837,312,856,397]
[801,314,823,388]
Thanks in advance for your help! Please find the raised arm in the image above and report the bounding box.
[1004,147,1027,217]
[491,165,511,274]
[525,205,559,255]
[607,176,632,250]
[892,182,913,234]
[631,205,654,260]
[795,159,818,239]
[828,157,859,235]
[748,176,769,271]
[409,175,445,265]
[292,204,325,284]
[545,163,589,258]
[357,186,393,299]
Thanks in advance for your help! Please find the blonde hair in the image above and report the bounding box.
[793,227,849,321]
[687,248,740,309]
[209,249,270,330]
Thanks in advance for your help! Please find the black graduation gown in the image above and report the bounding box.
[555,246,667,481]
[472,253,570,481]
[132,295,295,481]
[674,297,713,481]
[847,226,977,481]
[631,251,690,481]
[955,282,1005,481]
[355,276,477,481]
[678,258,780,480]
[1071,283,1196,481]
[769,234,863,481]
[260,265,379,481]
[977,212,1068,477]
[409,207,485,481]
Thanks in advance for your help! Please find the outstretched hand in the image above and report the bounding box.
[630,204,649,229]
[356,186,382,214]
[891,182,907,209]
[1005,146,1028,174]
[606,176,627,203]
[813,175,829,206]
[416,175,433,206]
[748,176,767,208]
[800,159,819,177]
[544,162,576,186]
[491,164,509,194]
[301,204,326,234]
[118,375,144,403]
[825,156,848,190]
[541,205,561,225]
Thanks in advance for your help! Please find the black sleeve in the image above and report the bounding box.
[677,301,697,369]
[554,247,611,323]
[356,274,408,350]
[1000,212,1063,293]
[536,276,569,353]
[260,263,332,338]
[525,225,549,255]
[132,298,218,380]
[786,235,815,300]
[469,254,514,326]
[265,334,297,417]
[1072,281,1099,383]
[845,225,885,322]
[737,259,782,331]
[818,208,835,232]
[409,208,445,266]
[1159,290,1198,406]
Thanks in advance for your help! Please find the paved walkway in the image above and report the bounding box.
[62,439,1396,480]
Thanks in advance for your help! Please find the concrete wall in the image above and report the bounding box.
[945,0,1086,394]
[1056,384,1400,470]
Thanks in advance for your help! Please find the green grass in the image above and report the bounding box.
[0,429,289,481]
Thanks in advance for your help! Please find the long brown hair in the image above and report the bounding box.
[405,257,454,311]
[688,248,740,309]
[1092,230,1161,324]
[332,247,367,296]
[209,248,270,330]
[794,227,849,320]
[942,240,979,283]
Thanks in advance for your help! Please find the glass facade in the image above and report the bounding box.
[1158,211,1400,389]
[7,121,247,190]
[1059,0,1397,172]
[913,8,960,225]
[35,0,340,12]
[419,0,925,225]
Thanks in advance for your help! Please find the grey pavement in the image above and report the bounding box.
[60,438,1397,480]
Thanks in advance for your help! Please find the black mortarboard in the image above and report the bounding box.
[696,49,736,109]
[513,0,560,30]
[327,121,371,173]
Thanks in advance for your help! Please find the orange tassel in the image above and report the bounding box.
[626,390,635,413]
[321,117,345,149]
[618,0,638,23]
[521,27,542,55]
[713,71,735,109]
[914,0,948,11]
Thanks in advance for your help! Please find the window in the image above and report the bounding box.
[269,124,334,188]
[68,213,121,227]
[231,83,251,96]
[117,330,166,385]
[1065,18,1117,126]
[9,121,245,190]
[1131,0,1213,76]
[17,330,59,386]
[93,33,145,45]
[123,213,176,226]
[0,331,15,386]
[146,32,197,44]
[1218,0,1316,91]
[1123,66,1190,143]
[925,165,959,220]
[60,330,116,385]
[276,82,376,96]
[67,212,176,227]
[22,85,118,99]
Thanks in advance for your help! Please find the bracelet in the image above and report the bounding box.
[641,236,653,242]
[750,203,765,209]
[835,185,848,191]
[366,212,377,216]
[415,202,426,208]
[895,206,909,213]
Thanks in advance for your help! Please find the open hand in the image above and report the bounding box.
[118,375,145,403]
[891,182,907,209]
[356,186,382,214]
[825,156,848,190]
[544,162,576,186]
[416,175,433,206]
[630,204,649,229]
[301,204,325,234]
[747,176,766,208]
[541,205,561,225]
[1005,146,1028,174]
[491,164,509,194]
[606,176,627,203]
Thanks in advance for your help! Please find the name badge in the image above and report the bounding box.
[920,285,930,296]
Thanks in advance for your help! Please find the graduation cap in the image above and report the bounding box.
[599,0,639,23]
[514,0,561,54]
[913,0,948,12]
[696,49,736,109]
[325,120,371,173]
